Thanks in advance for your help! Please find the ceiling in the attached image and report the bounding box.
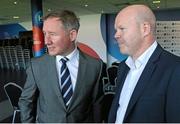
[0,0,180,25]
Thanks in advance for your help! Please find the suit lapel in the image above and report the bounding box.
[116,62,130,97]
[68,51,87,111]
[124,45,163,121]
[108,61,130,122]
[45,55,66,109]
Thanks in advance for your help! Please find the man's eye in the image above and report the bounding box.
[49,33,56,36]
[120,28,125,30]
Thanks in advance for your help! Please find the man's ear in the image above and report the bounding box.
[69,29,78,42]
[142,22,151,37]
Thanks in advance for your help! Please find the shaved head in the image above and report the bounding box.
[114,4,157,59]
[117,5,156,33]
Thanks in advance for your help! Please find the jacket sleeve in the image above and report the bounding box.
[166,64,180,122]
[18,62,39,123]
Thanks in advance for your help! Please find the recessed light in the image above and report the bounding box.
[48,8,52,12]
[14,1,17,5]
[13,16,19,19]
[153,0,160,4]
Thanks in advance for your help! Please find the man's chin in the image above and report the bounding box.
[120,49,127,55]
[48,51,57,56]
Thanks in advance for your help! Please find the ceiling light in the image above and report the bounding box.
[153,0,161,4]
[48,8,52,12]
[14,1,17,5]
[13,16,19,19]
[84,4,88,7]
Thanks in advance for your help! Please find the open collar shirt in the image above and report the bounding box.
[115,41,158,123]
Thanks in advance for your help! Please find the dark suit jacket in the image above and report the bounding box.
[108,44,180,123]
[18,50,105,123]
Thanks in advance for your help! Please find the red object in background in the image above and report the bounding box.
[32,26,44,51]
[77,42,100,59]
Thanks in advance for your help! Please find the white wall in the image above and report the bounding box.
[77,14,107,62]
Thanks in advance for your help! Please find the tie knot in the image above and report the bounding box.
[61,57,68,64]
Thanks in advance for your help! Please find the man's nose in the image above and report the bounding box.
[44,34,51,45]
[114,31,121,40]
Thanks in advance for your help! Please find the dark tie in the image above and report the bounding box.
[60,57,73,107]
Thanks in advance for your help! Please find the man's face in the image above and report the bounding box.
[114,11,143,58]
[43,17,74,56]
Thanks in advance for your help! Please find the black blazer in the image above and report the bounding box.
[108,44,180,123]
[19,50,105,123]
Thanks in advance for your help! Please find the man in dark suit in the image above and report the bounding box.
[108,4,180,123]
[18,10,105,123]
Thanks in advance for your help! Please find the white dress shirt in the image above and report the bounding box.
[115,41,158,123]
[56,47,79,91]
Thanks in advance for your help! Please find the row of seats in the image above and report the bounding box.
[0,45,31,70]
[0,38,33,50]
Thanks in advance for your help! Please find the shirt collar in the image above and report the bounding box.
[126,57,142,70]
[126,41,158,70]
[56,47,78,62]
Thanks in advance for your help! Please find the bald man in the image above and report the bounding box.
[108,4,180,123]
